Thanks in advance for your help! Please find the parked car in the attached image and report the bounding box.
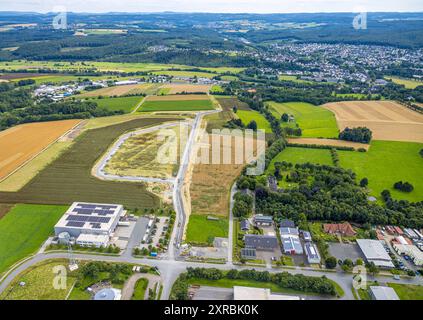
[393,275,401,280]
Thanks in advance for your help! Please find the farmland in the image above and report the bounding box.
[236,110,272,133]
[185,214,229,245]
[0,260,77,300]
[0,117,178,208]
[90,96,143,113]
[158,83,211,94]
[385,76,423,89]
[0,119,81,181]
[104,124,189,179]
[190,134,262,218]
[77,84,152,97]
[323,101,423,142]
[140,95,214,112]
[268,101,339,138]
[0,204,67,276]
[338,140,423,202]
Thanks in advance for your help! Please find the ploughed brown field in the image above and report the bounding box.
[287,138,370,150]
[145,94,209,101]
[77,84,150,97]
[0,120,81,180]
[159,83,211,94]
[323,101,423,142]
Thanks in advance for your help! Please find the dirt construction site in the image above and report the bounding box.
[323,100,423,142]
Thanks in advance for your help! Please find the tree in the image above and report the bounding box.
[281,113,289,122]
[420,149,423,158]
[356,258,363,266]
[367,262,379,276]
[325,256,337,269]
[247,120,257,131]
[360,178,369,188]
[233,106,238,113]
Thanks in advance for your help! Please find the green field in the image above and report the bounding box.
[388,283,423,300]
[0,204,67,275]
[267,147,333,173]
[236,110,272,133]
[385,76,423,89]
[0,260,76,300]
[94,96,142,113]
[338,141,423,202]
[278,75,311,83]
[267,101,339,138]
[140,99,214,112]
[185,214,229,245]
[0,118,178,208]
[132,278,149,300]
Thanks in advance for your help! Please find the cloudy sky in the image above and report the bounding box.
[1,0,422,13]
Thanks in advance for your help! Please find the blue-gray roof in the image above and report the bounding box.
[244,234,278,250]
[280,227,299,236]
[280,219,295,228]
[282,235,303,254]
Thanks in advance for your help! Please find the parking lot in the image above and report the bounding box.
[328,243,364,261]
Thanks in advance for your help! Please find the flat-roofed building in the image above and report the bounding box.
[244,234,278,251]
[302,231,312,242]
[369,286,399,300]
[233,286,300,300]
[356,239,394,268]
[54,202,123,247]
[76,233,109,248]
[279,219,295,228]
[240,219,250,231]
[281,235,303,255]
[241,248,257,260]
[305,242,321,264]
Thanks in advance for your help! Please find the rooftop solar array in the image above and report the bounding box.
[66,221,85,227]
[72,207,116,216]
[66,215,110,223]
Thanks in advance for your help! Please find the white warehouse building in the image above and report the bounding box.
[54,202,124,247]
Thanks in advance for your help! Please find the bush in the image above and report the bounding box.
[339,127,372,143]
[325,256,337,269]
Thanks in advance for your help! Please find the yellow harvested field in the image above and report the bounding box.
[190,134,263,216]
[77,84,151,97]
[287,138,370,150]
[0,120,81,181]
[159,83,211,94]
[323,101,423,142]
[145,94,210,101]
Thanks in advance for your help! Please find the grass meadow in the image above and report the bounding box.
[236,110,272,133]
[0,204,67,276]
[338,141,423,202]
[185,214,229,245]
[267,101,339,138]
[94,96,143,113]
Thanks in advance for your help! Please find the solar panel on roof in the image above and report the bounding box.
[66,221,84,227]
[91,223,101,229]
[73,208,95,215]
[66,215,110,224]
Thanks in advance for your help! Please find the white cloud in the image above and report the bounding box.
[1,0,422,13]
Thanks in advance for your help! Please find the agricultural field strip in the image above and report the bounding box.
[131,95,148,114]
[94,121,190,184]
[0,120,82,182]
[287,138,370,150]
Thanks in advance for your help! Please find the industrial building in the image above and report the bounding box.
[244,234,278,251]
[302,231,312,242]
[240,219,250,231]
[279,219,295,228]
[280,226,303,255]
[54,202,124,247]
[241,248,257,260]
[233,286,300,300]
[392,243,423,266]
[305,243,321,264]
[369,286,399,300]
[356,239,394,268]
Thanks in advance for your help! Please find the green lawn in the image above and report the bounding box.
[385,76,423,89]
[140,99,214,112]
[267,101,339,138]
[388,283,423,300]
[278,75,311,84]
[267,147,333,173]
[186,214,229,245]
[0,204,67,275]
[338,141,423,202]
[236,110,272,133]
[94,96,142,113]
[0,260,76,300]
[132,278,149,300]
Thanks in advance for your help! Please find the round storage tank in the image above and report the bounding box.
[58,232,71,245]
